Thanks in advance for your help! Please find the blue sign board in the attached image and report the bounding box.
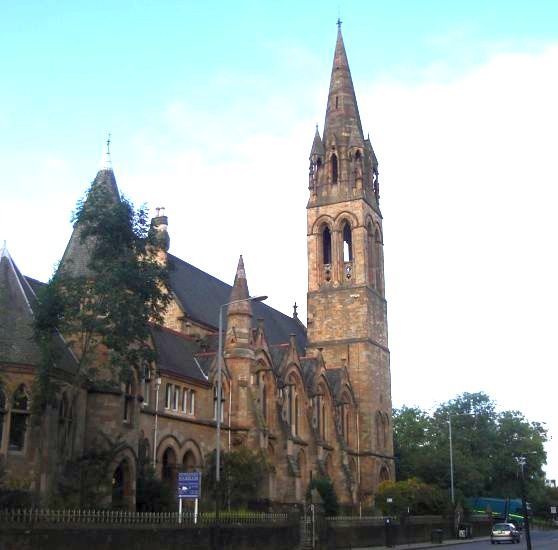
[177,471,201,499]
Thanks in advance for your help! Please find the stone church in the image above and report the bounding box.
[0,27,393,510]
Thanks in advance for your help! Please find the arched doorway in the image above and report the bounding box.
[162,447,177,491]
[112,459,132,510]
[183,450,196,472]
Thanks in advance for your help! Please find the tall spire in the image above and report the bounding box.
[323,25,363,146]
[228,255,251,316]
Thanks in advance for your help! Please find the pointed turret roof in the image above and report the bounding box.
[310,125,325,158]
[227,255,252,317]
[323,26,364,146]
[58,166,120,277]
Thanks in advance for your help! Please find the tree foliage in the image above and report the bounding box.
[203,448,272,510]
[307,477,339,516]
[376,478,449,516]
[34,182,171,399]
[394,393,548,507]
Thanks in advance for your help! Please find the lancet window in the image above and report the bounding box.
[9,385,29,452]
[331,153,338,184]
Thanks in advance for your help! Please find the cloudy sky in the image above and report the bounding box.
[1,1,557,481]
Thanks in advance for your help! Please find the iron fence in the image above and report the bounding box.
[0,508,290,526]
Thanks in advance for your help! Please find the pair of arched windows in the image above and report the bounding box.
[321,221,353,282]
[0,384,30,453]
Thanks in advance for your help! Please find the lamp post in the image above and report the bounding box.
[153,376,162,468]
[516,456,532,550]
[215,295,267,523]
[448,416,455,504]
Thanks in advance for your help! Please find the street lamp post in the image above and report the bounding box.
[215,295,267,529]
[153,376,162,468]
[516,456,532,550]
[448,416,454,504]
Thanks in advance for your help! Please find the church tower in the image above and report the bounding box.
[306,24,393,500]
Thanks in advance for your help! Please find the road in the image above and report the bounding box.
[443,530,558,550]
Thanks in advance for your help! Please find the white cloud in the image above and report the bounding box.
[360,44,558,479]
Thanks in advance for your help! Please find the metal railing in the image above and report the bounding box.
[0,508,290,526]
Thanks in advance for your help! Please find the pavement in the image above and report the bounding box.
[353,536,491,550]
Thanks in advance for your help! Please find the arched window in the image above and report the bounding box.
[379,465,390,482]
[58,393,73,456]
[343,222,353,262]
[331,153,338,184]
[375,411,383,449]
[322,225,332,265]
[9,385,29,452]
[261,380,267,422]
[374,228,384,294]
[123,381,134,423]
[162,447,177,485]
[294,394,299,436]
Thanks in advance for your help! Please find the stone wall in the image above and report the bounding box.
[0,524,299,550]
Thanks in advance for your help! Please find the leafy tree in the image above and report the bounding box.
[307,477,339,516]
[136,466,175,512]
[203,448,271,510]
[376,478,449,516]
[34,181,171,404]
[393,392,548,505]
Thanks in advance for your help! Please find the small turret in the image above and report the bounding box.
[225,256,253,351]
[149,207,170,253]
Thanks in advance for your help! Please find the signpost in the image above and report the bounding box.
[177,471,201,524]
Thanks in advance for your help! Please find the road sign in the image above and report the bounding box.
[177,471,201,499]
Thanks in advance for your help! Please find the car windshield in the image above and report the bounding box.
[493,524,512,531]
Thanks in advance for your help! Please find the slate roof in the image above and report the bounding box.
[167,254,307,354]
[0,248,76,373]
[150,325,209,384]
[0,249,42,366]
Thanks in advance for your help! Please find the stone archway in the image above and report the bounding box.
[162,447,177,491]
[112,458,133,510]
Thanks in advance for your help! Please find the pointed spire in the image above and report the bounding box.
[0,240,8,259]
[228,255,252,317]
[310,124,325,158]
[323,24,363,146]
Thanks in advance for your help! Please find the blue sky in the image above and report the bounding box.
[2,1,558,481]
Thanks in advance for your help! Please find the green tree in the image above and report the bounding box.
[307,477,339,516]
[393,392,548,504]
[376,478,449,516]
[203,448,271,510]
[34,181,171,403]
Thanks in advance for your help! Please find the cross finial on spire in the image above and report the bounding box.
[337,17,342,30]
[102,132,112,170]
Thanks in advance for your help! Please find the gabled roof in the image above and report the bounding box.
[167,254,307,354]
[0,248,76,373]
[150,325,209,384]
[0,247,42,366]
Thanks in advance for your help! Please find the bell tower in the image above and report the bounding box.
[306,24,393,500]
